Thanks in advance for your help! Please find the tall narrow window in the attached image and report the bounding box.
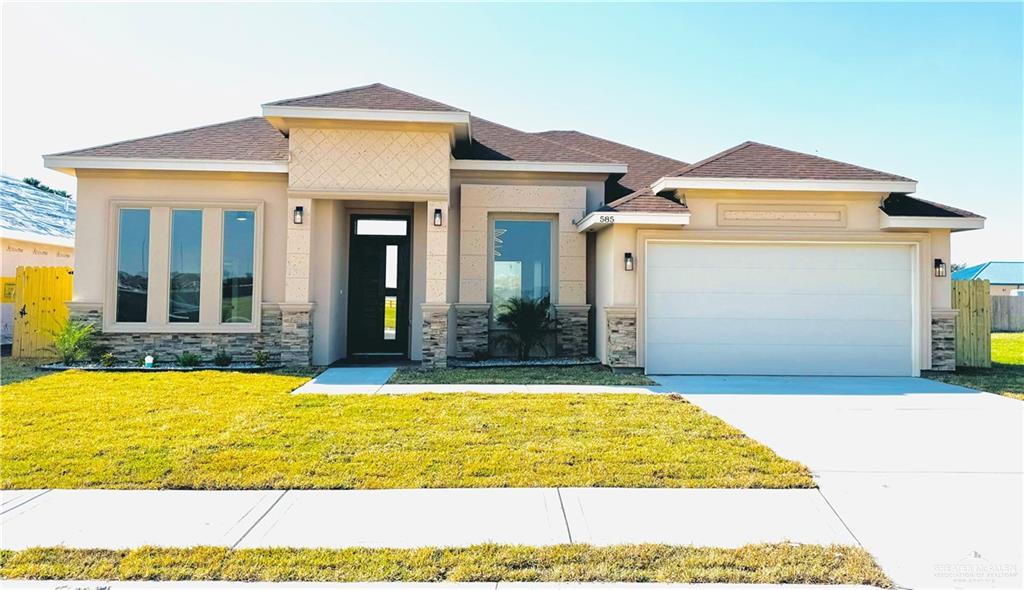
[168,210,203,323]
[492,219,552,311]
[222,210,255,323]
[116,209,150,322]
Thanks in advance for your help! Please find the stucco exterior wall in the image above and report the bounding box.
[289,127,450,197]
[593,189,953,372]
[72,170,289,306]
[458,184,588,306]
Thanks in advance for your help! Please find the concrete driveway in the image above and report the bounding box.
[658,376,1023,590]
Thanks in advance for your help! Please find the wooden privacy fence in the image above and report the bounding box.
[992,296,1024,332]
[952,279,991,368]
[11,266,73,359]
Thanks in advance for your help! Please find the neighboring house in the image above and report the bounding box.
[43,83,985,375]
[952,262,1024,296]
[0,176,76,345]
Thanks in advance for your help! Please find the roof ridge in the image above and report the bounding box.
[48,116,274,158]
[535,130,687,165]
[665,141,755,177]
[265,82,465,111]
[471,117,621,164]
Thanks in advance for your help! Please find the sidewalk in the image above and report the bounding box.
[0,487,854,550]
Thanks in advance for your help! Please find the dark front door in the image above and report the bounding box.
[347,216,411,356]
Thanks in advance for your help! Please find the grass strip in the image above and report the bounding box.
[389,364,656,385]
[0,543,891,586]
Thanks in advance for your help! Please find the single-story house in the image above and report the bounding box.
[952,262,1023,296]
[0,175,76,345]
[43,83,985,375]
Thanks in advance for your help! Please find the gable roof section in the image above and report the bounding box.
[599,189,689,213]
[952,262,1024,285]
[265,83,464,112]
[453,117,620,164]
[535,130,687,196]
[881,193,981,218]
[48,117,288,162]
[670,141,914,182]
[0,175,76,246]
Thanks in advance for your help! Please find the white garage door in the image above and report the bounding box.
[645,242,915,376]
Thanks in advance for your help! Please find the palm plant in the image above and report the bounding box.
[494,295,555,360]
[48,319,95,365]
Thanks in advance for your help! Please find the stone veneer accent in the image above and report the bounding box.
[931,311,957,371]
[454,303,490,358]
[68,303,314,366]
[556,304,591,357]
[421,304,450,367]
[605,307,638,368]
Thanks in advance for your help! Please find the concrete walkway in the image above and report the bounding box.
[0,487,853,550]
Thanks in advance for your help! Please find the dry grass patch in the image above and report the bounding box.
[0,544,890,586]
[0,370,811,489]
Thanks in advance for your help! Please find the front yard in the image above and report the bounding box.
[926,333,1024,401]
[0,370,812,489]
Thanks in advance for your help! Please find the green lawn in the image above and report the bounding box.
[0,544,890,586]
[0,370,811,489]
[391,364,656,385]
[926,333,1024,401]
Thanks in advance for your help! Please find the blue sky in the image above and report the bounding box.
[3,2,1020,263]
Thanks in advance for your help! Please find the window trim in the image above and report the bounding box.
[104,200,264,334]
[487,213,559,326]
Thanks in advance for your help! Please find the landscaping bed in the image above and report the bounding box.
[390,363,656,385]
[1,371,811,489]
[38,362,282,373]
[0,543,891,586]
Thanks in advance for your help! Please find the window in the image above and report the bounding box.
[168,210,202,323]
[222,210,255,323]
[115,208,150,322]
[492,219,552,310]
[356,218,407,236]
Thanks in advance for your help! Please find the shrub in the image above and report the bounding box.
[213,349,233,367]
[254,350,271,367]
[99,352,117,367]
[494,295,555,361]
[176,351,201,367]
[48,319,95,365]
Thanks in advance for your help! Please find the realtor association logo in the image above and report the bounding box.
[934,551,1018,586]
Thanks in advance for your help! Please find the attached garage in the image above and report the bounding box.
[644,241,916,376]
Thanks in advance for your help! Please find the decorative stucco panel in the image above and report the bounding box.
[289,128,449,195]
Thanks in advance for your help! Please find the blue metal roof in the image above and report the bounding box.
[0,175,76,241]
[952,261,1024,285]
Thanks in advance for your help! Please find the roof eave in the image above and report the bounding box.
[451,159,627,175]
[650,176,918,194]
[261,105,471,143]
[879,212,985,232]
[43,155,289,176]
[575,210,691,233]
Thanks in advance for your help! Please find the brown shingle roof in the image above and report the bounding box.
[600,189,689,213]
[671,141,915,182]
[51,117,288,161]
[453,117,620,164]
[266,83,464,112]
[881,193,982,218]
[534,130,687,197]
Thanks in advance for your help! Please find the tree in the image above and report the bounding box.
[22,177,72,199]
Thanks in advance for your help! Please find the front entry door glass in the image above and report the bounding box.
[348,216,410,356]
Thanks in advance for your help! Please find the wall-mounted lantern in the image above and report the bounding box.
[934,258,947,278]
[433,208,443,227]
[624,252,635,271]
[292,206,304,225]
